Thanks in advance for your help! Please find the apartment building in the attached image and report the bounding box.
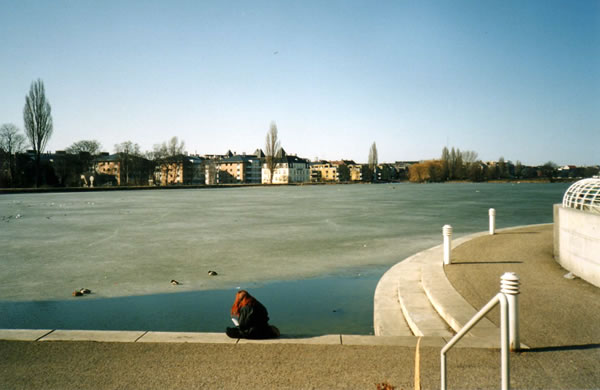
[217,153,263,184]
[94,153,152,186]
[154,155,205,186]
[348,163,367,182]
[262,148,310,184]
[310,160,352,182]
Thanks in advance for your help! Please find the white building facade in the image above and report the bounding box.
[262,151,310,184]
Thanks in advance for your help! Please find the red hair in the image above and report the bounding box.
[231,290,256,316]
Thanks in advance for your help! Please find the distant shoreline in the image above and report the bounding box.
[0,178,578,195]
[442,178,573,184]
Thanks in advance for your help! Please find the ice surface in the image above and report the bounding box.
[0,183,567,302]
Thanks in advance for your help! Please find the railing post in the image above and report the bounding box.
[489,208,496,235]
[443,225,452,265]
[501,272,521,351]
[441,352,447,390]
[498,293,510,390]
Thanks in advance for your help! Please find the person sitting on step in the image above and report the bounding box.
[226,290,280,339]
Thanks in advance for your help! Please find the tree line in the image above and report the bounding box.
[408,147,598,183]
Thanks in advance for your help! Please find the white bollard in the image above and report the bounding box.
[489,208,496,235]
[500,272,520,351]
[443,225,453,265]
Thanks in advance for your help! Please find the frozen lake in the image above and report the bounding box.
[0,183,568,335]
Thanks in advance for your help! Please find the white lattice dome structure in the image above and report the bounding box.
[562,178,600,214]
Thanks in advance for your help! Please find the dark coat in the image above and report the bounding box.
[226,300,279,339]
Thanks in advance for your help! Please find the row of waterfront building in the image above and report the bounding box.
[3,148,596,188]
[94,148,412,186]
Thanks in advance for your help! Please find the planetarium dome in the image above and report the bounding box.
[562,177,600,214]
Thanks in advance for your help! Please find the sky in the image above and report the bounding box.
[1,0,598,166]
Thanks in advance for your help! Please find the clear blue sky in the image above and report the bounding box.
[1,0,598,165]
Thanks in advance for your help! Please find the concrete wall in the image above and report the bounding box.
[554,204,600,288]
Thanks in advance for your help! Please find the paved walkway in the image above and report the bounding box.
[446,224,600,349]
[1,224,599,389]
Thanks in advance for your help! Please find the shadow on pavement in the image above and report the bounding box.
[523,343,600,353]
[450,261,523,265]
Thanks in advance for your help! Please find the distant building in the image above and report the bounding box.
[216,152,263,184]
[11,150,94,187]
[557,165,577,178]
[94,153,152,186]
[310,160,352,182]
[94,154,123,185]
[348,163,365,182]
[310,161,338,182]
[262,148,310,184]
[376,163,398,182]
[394,161,418,180]
[154,155,205,186]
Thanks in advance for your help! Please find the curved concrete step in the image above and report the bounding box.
[421,227,540,348]
[420,233,499,338]
[396,249,453,337]
[397,267,454,337]
[375,227,543,345]
[375,245,453,337]
[422,261,498,339]
[373,259,413,336]
[375,231,500,340]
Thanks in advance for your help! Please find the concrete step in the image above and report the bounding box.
[397,277,454,337]
[395,247,454,337]
[422,261,498,339]
[373,259,414,336]
[375,245,454,337]
[374,231,504,342]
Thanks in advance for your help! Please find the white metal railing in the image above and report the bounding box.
[440,273,520,390]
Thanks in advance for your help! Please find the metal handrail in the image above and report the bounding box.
[441,292,509,390]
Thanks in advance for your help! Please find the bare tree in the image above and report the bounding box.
[23,79,53,187]
[466,161,485,182]
[461,150,478,164]
[498,156,507,179]
[167,136,185,156]
[368,142,378,169]
[114,141,141,156]
[66,140,102,155]
[515,160,523,178]
[265,121,281,184]
[368,142,378,181]
[149,136,186,185]
[114,141,142,185]
[455,148,464,179]
[149,136,185,158]
[440,146,450,180]
[0,124,26,153]
[64,140,103,178]
[540,161,557,181]
[0,123,26,185]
